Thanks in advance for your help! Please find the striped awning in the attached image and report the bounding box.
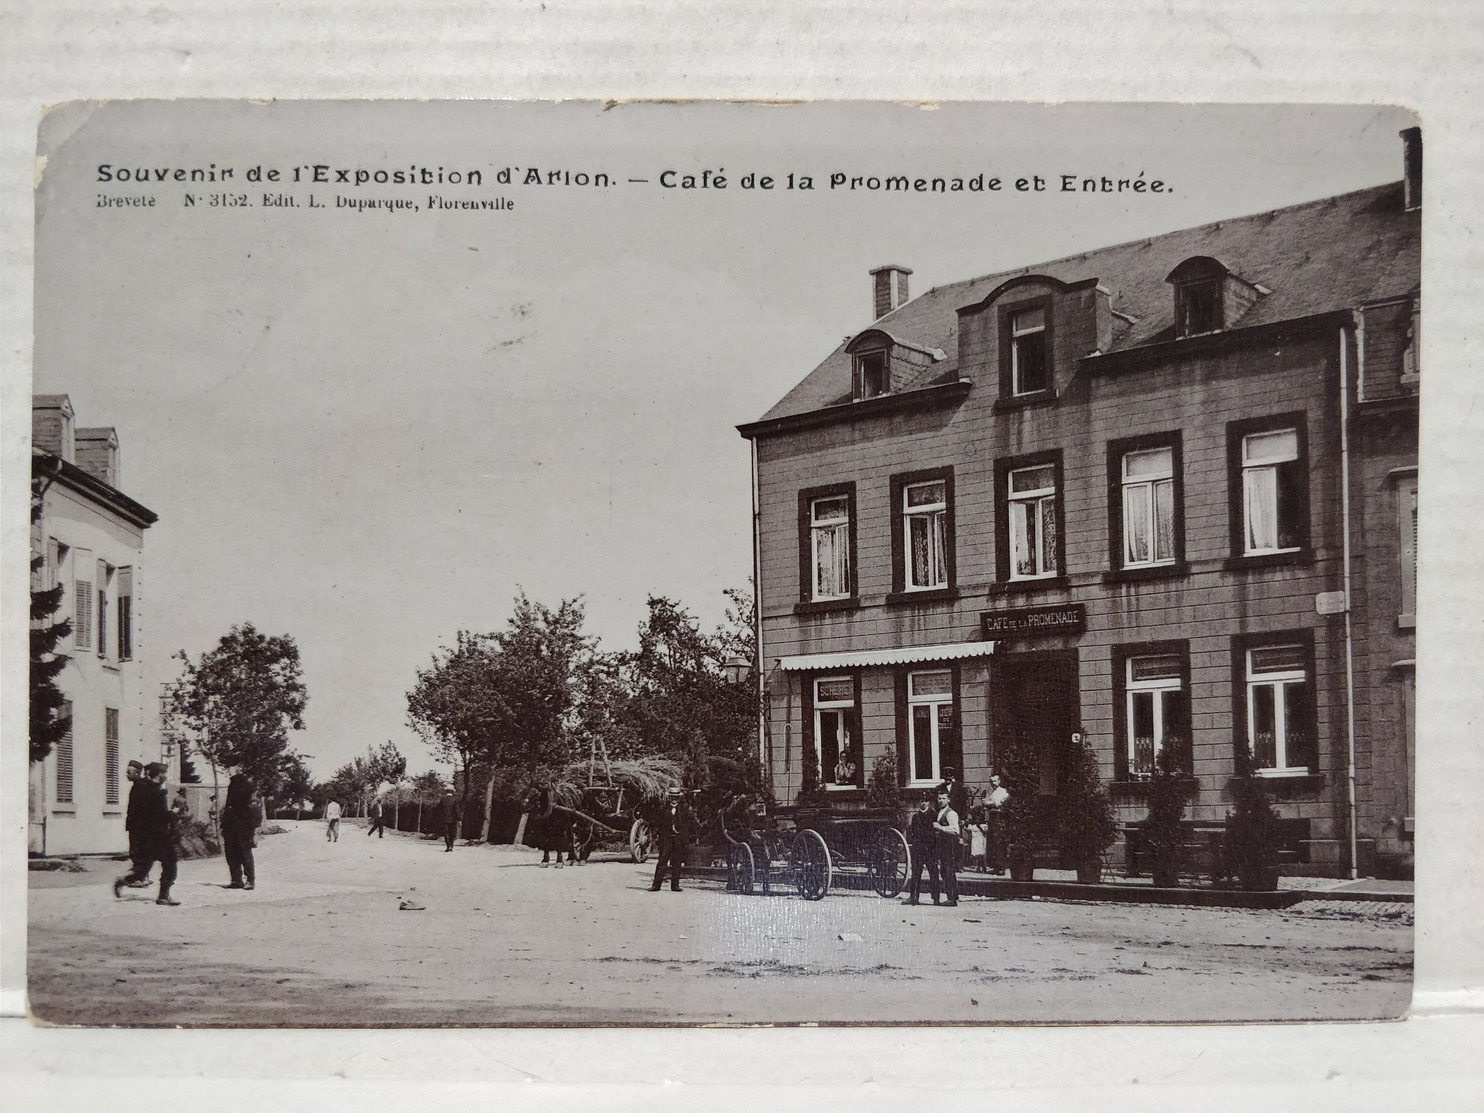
[777,640,995,672]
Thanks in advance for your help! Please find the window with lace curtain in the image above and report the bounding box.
[889,468,955,598]
[798,483,857,606]
[1226,414,1310,567]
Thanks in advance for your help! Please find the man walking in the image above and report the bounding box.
[647,788,692,893]
[439,791,460,852]
[367,797,386,839]
[113,763,179,905]
[904,791,940,905]
[325,799,341,842]
[122,760,152,889]
[933,785,961,907]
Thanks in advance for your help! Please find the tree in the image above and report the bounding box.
[29,474,72,763]
[166,623,308,802]
[408,769,449,834]
[622,593,759,793]
[367,741,408,826]
[407,593,590,838]
[272,752,315,818]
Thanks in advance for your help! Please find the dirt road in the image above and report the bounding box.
[27,821,1411,1026]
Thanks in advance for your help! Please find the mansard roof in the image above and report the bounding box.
[752,181,1419,427]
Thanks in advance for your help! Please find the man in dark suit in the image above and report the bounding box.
[933,785,961,907]
[439,791,460,852]
[367,797,386,838]
[904,792,940,905]
[122,760,152,888]
[114,763,179,906]
[647,787,692,893]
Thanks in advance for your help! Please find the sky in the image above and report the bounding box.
[30,100,1416,781]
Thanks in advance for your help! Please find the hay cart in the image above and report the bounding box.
[522,747,681,864]
[720,803,912,901]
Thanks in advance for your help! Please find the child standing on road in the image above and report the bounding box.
[325,799,341,842]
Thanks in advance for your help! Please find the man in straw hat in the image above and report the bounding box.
[647,787,693,893]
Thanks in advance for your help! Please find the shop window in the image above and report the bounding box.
[1243,641,1317,774]
[797,484,857,605]
[1122,653,1190,780]
[812,676,861,788]
[906,669,953,787]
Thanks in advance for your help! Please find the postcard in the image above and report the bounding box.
[25,100,1416,1026]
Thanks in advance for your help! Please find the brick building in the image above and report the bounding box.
[30,394,158,856]
[739,132,1420,878]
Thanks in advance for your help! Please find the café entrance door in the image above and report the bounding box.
[990,651,1080,825]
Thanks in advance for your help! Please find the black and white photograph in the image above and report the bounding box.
[19,99,1424,1029]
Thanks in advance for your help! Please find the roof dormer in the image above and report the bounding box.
[844,329,945,403]
[1165,256,1264,338]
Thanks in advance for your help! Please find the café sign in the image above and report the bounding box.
[981,603,1086,640]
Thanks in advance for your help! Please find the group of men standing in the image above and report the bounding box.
[906,785,964,906]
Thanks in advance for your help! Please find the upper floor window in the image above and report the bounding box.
[73,548,94,653]
[798,483,857,606]
[1009,307,1049,395]
[97,561,114,661]
[993,453,1065,587]
[1244,643,1316,774]
[855,351,888,400]
[1227,414,1310,566]
[1009,464,1058,579]
[889,469,954,597]
[1398,474,1418,628]
[904,480,948,590]
[117,567,134,660]
[811,495,851,599]
[1175,279,1222,337]
[1242,429,1301,553]
[1122,446,1176,567]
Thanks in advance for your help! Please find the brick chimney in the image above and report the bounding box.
[1401,126,1421,212]
[32,394,75,462]
[75,427,121,489]
[870,264,912,320]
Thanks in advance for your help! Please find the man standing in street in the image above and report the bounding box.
[367,797,386,839]
[113,763,179,905]
[325,799,341,842]
[647,788,692,893]
[122,760,152,889]
[903,792,939,905]
[440,791,460,852]
[933,785,961,907]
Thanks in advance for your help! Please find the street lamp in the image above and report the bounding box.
[722,654,752,686]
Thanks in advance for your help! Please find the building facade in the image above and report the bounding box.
[740,133,1420,878]
[30,394,158,856]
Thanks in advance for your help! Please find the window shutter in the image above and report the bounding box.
[894,672,909,785]
[56,708,74,803]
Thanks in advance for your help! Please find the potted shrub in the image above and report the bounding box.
[1224,741,1281,891]
[794,734,829,811]
[1056,728,1117,883]
[995,738,1042,882]
[1142,742,1191,888]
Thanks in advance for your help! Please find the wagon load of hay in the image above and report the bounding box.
[521,755,685,863]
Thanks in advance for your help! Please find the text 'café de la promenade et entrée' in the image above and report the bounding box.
[739,130,1421,879]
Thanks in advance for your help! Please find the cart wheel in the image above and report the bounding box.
[791,829,832,901]
[728,842,756,895]
[629,818,653,863]
[869,827,912,898]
